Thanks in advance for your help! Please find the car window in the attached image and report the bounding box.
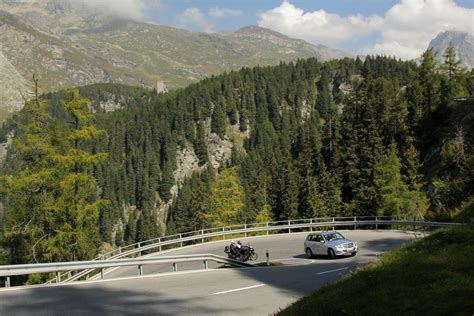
[313,235,323,242]
[324,232,344,242]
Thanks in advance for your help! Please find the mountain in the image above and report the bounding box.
[427,31,474,69]
[0,0,352,121]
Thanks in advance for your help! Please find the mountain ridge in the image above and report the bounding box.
[0,0,353,121]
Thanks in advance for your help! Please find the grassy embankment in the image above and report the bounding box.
[278,199,474,316]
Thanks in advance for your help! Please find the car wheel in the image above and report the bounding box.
[306,248,313,259]
[351,252,357,257]
[328,248,336,259]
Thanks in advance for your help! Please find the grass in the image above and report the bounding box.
[277,225,474,316]
[454,196,474,224]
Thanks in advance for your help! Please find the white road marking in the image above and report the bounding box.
[213,284,265,295]
[316,267,348,275]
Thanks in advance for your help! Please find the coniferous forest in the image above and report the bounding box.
[1,51,473,269]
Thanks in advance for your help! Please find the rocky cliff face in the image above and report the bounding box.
[428,31,474,69]
[0,49,26,120]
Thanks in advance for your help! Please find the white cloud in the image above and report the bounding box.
[258,0,474,60]
[71,0,162,21]
[364,0,474,59]
[176,7,213,33]
[208,7,242,18]
[258,1,381,47]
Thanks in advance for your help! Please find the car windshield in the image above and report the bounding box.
[324,232,344,242]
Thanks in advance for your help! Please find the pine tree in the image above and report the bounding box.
[279,157,300,220]
[439,46,468,106]
[375,143,428,218]
[416,50,441,116]
[211,96,226,138]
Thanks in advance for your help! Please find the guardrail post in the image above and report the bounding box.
[266,250,270,266]
[203,260,208,270]
[138,242,142,256]
[172,263,178,272]
[201,230,204,243]
[56,272,61,283]
[354,216,357,230]
[244,223,247,238]
[288,220,291,233]
[222,227,225,240]
[179,234,183,247]
[138,265,143,276]
[158,238,162,251]
[5,277,10,288]
[118,246,122,254]
[101,268,105,279]
[375,216,378,230]
[266,222,269,235]
[310,218,313,231]
[332,217,335,231]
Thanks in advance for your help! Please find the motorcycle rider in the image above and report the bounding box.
[236,240,243,258]
[229,240,238,257]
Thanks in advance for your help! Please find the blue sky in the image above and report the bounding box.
[150,0,473,30]
[103,0,474,59]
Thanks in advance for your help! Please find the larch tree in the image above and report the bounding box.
[206,166,245,227]
[0,87,108,268]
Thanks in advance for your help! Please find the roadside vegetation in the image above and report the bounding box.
[278,207,474,315]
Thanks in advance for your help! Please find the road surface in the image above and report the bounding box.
[0,230,422,315]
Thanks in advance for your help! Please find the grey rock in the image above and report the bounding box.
[428,30,474,69]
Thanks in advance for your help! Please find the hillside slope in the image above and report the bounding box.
[0,0,351,120]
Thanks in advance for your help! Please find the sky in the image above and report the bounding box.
[80,0,474,60]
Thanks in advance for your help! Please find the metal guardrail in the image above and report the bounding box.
[2,216,463,287]
[0,254,252,288]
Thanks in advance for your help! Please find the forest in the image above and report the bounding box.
[0,50,473,268]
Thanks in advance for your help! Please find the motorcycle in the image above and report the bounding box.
[224,243,258,262]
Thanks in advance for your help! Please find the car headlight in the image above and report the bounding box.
[335,245,343,250]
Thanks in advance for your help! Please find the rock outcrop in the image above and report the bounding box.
[428,31,474,69]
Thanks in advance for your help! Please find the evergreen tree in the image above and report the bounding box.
[375,143,428,218]
[211,96,227,138]
[439,46,468,106]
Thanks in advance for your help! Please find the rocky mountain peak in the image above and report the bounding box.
[428,30,474,68]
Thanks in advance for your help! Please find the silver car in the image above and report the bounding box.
[304,231,358,259]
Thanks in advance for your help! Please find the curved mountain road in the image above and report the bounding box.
[0,230,423,315]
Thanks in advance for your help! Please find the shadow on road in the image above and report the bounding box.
[362,237,411,253]
[0,285,232,316]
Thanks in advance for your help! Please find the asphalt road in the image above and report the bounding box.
[0,230,422,316]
